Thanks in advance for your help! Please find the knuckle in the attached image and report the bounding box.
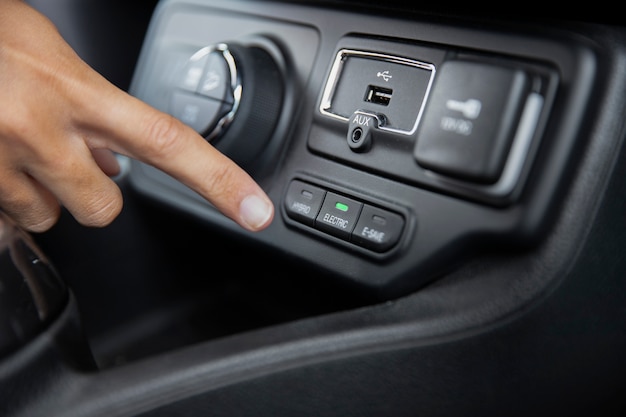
[0,116,37,152]
[197,161,235,201]
[36,147,75,172]
[142,113,187,159]
[202,160,229,187]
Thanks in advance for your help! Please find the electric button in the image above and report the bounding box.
[170,91,223,135]
[352,205,404,252]
[414,60,531,184]
[315,192,363,240]
[284,181,326,226]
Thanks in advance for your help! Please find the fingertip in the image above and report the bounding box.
[239,193,274,231]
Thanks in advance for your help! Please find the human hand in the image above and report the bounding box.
[0,0,274,233]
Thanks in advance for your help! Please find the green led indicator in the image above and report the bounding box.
[335,202,349,212]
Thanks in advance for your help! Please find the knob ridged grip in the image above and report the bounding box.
[214,43,284,168]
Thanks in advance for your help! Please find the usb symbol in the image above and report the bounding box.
[377,70,392,82]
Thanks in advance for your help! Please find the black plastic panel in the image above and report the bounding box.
[129,0,597,297]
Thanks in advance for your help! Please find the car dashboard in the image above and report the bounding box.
[2,1,626,416]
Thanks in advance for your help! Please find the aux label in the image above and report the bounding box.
[353,115,372,126]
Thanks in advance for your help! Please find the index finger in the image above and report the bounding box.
[92,89,274,232]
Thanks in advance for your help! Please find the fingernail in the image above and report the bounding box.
[240,194,274,231]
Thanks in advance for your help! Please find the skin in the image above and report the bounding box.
[0,0,274,233]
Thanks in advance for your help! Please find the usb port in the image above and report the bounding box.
[364,85,392,106]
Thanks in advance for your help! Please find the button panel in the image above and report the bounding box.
[284,180,405,253]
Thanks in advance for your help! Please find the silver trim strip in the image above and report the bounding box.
[319,49,436,136]
[184,43,242,142]
[206,43,242,142]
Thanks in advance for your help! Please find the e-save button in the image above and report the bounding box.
[352,205,404,252]
[316,192,363,240]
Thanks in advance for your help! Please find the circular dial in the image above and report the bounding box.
[170,41,285,167]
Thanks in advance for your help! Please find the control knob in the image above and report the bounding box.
[170,41,284,168]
